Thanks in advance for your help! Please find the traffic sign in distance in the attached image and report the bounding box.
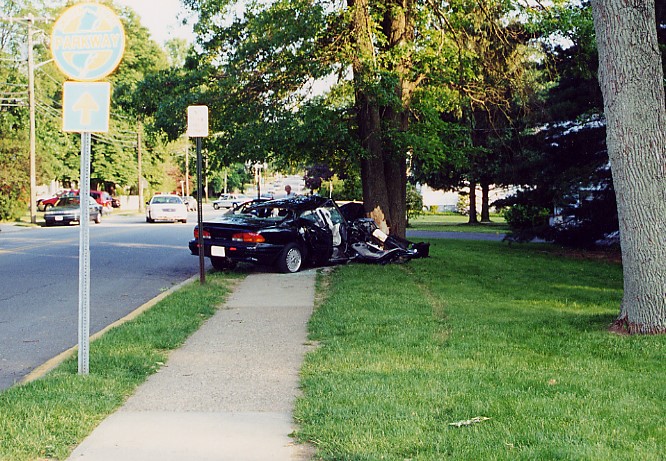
[63,82,111,133]
[187,105,209,138]
[51,3,125,82]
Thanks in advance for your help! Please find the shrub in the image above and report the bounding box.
[406,184,424,225]
[456,193,470,215]
[0,151,28,221]
[503,204,551,242]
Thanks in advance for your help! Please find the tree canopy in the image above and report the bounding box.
[1,0,664,332]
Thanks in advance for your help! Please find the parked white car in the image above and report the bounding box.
[212,193,249,210]
[146,194,188,223]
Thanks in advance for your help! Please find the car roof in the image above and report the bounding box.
[249,195,333,212]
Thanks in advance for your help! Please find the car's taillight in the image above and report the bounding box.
[232,232,265,243]
[193,228,211,239]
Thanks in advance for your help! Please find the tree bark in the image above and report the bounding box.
[592,0,666,334]
[348,0,415,238]
[480,181,491,223]
[349,0,392,235]
[468,181,479,224]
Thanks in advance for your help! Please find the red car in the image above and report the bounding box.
[37,190,76,211]
[90,190,114,210]
[37,189,117,212]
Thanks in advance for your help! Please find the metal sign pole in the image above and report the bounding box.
[196,137,205,285]
[78,132,91,374]
[186,105,209,285]
[51,3,125,377]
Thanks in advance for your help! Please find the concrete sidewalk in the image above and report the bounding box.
[67,270,317,461]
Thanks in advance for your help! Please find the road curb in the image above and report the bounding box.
[20,275,200,385]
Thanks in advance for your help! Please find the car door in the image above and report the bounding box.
[297,209,334,264]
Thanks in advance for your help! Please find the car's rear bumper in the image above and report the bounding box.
[45,216,77,225]
[189,239,282,265]
[149,214,187,221]
[44,211,98,225]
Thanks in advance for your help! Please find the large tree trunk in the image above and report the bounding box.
[379,0,415,238]
[592,0,666,334]
[480,181,491,223]
[468,181,479,224]
[349,0,392,235]
[348,0,416,238]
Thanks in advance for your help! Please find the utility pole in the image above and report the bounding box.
[204,151,209,202]
[137,122,143,212]
[27,15,36,224]
[1,14,50,224]
[185,139,190,196]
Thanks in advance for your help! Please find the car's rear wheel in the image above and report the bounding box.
[277,243,303,273]
[213,203,220,210]
[210,256,237,271]
[43,203,52,211]
[94,213,102,224]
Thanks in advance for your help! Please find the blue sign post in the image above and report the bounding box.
[51,3,125,375]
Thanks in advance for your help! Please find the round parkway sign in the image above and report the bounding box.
[51,3,125,82]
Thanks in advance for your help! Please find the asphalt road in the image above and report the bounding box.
[0,211,205,391]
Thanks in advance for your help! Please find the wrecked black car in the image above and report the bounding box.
[189,195,429,273]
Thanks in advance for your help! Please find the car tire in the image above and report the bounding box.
[146,217,154,223]
[213,203,220,210]
[277,243,303,273]
[43,203,52,211]
[181,219,187,223]
[94,213,102,224]
[210,256,237,271]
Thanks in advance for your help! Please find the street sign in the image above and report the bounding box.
[186,105,209,283]
[51,3,125,81]
[63,82,110,133]
[51,3,125,376]
[187,105,209,137]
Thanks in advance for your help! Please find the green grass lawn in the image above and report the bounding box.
[1,241,663,461]
[410,213,510,234]
[294,240,665,460]
[0,272,238,461]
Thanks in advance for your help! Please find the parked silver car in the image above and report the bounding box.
[44,196,102,226]
[212,193,250,210]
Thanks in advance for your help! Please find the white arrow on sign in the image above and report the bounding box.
[72,93,100,126]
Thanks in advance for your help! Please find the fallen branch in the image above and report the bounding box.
[448,416,491,428]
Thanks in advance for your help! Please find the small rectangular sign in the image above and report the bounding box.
[63,82,111,133]
[187,105,209,137]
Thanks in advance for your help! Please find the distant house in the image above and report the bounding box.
[418,184,514,214]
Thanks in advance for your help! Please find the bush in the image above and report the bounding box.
[406,184,424,223]
[503,204,550,229]
[0,152,28,221]
[456,193,470,215]
[0,194,25,221]
[503,204,550,242]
